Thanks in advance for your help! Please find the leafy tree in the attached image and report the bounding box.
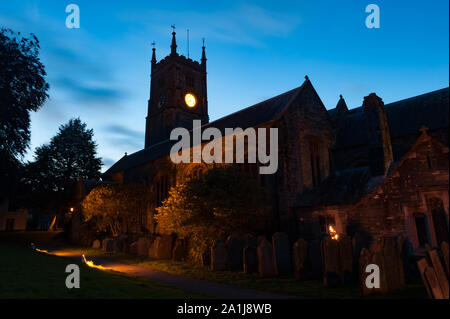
[24,118,102,212]
[155,166,269,261]
[0,28,49,198]
[81,183,154,236]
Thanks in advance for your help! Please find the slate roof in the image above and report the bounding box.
[293,166,384,208]
[104,82,307,176]
[330,87,449,149]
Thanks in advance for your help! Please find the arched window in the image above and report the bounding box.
[413,213,430,247]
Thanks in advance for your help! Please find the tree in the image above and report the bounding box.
[81,183,154,236]
[155,166,269,261]
[24,118,102,212]
[0,28,49,198]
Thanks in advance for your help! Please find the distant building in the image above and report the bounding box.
[0,198,28,231]
[103,30,449,255]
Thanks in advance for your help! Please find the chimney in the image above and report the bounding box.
[363,93,393,176]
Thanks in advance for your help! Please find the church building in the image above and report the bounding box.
[104,31,449,255]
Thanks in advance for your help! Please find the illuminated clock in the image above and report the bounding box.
[184,93,197,108]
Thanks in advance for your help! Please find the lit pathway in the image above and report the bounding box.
[49,248,301,299]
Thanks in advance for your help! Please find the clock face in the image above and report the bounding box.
[184,93,197,108]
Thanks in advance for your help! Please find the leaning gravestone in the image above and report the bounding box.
[321,237,341,287]
[272,232,292,275]
[156,234,173,259]
[211,240,227,271]
[293,238,308,281]
[92,239,101,249]
[441,241,449,277]
[257,238,277,278]
[243,246,258,274]
[137,237,152,257]
[226,235,245,271]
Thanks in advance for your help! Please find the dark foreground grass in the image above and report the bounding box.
[69,245,427,299]
[0,241,206,299]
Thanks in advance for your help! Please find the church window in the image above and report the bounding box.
[428,197,449,245]
[414,213,429,247]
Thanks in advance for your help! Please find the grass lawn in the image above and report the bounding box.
[0,240,206,299]
[67,245,428,299]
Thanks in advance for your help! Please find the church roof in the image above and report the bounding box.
[331,87,449,149]
[103,80,308,176]
[292,166,383,207]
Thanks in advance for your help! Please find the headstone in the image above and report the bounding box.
[243,234,257,249]
[114,235,126,253]
[156,234,173,259]
[243,246,258,274]
[202,249,211,267]
[172,239,186,261]
[293,238,308,281]
[92,239,101,249]
[359,248,373,296]
[306,240,322,279]
[257,236,266,246]
[441,241,449,277]
[137,237,151,257]
[383,237,403,291]
[417,258,434,298]
[428,248,449,299]
[211,240,227,271]
[321,237,341,287]
[129,241,138,255]
[226,235,245,271]
[149,237,161,259]
[103,238,114,253]
[339,235,353,284]
[257,238,277,278]
[272,232,292,275]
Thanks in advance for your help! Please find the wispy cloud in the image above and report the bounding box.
[120,4,300,47]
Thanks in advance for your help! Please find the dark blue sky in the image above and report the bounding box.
[1,0,448,170]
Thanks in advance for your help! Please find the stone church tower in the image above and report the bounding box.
[145,29,209,148]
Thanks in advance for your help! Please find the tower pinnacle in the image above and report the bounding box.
[171,25,177,55]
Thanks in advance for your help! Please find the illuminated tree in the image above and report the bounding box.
[82,183,153,236]
[156,166,268,261]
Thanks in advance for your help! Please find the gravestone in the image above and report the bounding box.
[172,239,186,261]
[339,235,353,284]
[156,234,173,259]
[257,236,266,246]
[306,240,322,279]
[148,238,158,258]
[137,237,152,257]
[359,248,373,296]
[243,234,257,249]
[441,241,449,277]
[103,238,114,253]
[211,240,227,271]
[293,238,308,281]
[257,238,276,278]
[92,239,101,249]
[383,237,403,291]
[129,241,138,255]
[428,248,449,299]
[321,237,341,287]
[226,235,244,271]
[202,249,211,267]
[243,246,258,274]
[272,232,292,275]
